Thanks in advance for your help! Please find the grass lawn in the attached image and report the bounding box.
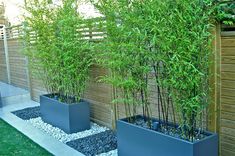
[0,119,52,156]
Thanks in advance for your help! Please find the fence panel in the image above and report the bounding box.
[0,39,7,82]
[8,39,29,90]
[1,21,235,156]
[220,26,235,156]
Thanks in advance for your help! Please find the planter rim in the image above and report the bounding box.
[118,115,218,144]
[40,93,86,106]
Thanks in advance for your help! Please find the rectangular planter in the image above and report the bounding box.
[117,115,218,156]
[40,94,90,134]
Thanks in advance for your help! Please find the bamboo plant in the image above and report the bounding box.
[216,0,235,25]
[92,0,153,125]
[24,0,93,103]
[92,0,217,142]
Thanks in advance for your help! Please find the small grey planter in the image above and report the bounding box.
[40,94,90,134]
[117,115,218,156]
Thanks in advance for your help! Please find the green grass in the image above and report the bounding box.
[0,119,52,156]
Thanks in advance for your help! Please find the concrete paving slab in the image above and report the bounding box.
[0,99,84,156]
[0,82,28,97]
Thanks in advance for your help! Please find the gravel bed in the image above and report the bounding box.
[27,117,108,143]
[67,130,117,156]
[12,106,40,120]
[12,106,118,155]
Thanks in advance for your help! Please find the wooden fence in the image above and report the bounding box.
[0,39,7,82]
[0,22,235,155]
[0,25,29,89]
[219,27,235,156]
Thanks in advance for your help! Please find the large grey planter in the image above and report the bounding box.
[40,94,90,134]
[117,115,218,156]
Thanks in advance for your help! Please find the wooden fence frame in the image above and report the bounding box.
[1,22,235,156]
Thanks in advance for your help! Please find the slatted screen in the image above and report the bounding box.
[0,39,7,82]
[0,25,29,90]
[1,21,235,156]
[220,29,235,156]
[7,39,29,90]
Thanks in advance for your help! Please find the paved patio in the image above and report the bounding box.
[0,82,29,97]
[0,82,84,156]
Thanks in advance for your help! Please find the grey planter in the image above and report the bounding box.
[40,94,90,134]
[117,115,218,156]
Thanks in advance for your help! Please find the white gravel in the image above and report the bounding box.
[26,117,117,156]
[26,117,109,143]
[97,150,118,156]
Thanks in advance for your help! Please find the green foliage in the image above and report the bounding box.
[23,0,93,103]
[93,0,153,121]
[93,0,215,141]
[153,0,214,140]
[215,0,235,25]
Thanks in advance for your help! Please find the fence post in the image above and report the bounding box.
[208,24,221,134]
[3,25,11,84]
[22,22,33,97]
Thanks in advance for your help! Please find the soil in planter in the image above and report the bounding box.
[130,117,209,142]
[46,93,80,104]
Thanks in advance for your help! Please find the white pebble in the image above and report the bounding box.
[97,149,118,156]
[26,117,118,156]
[26,117,109,143]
